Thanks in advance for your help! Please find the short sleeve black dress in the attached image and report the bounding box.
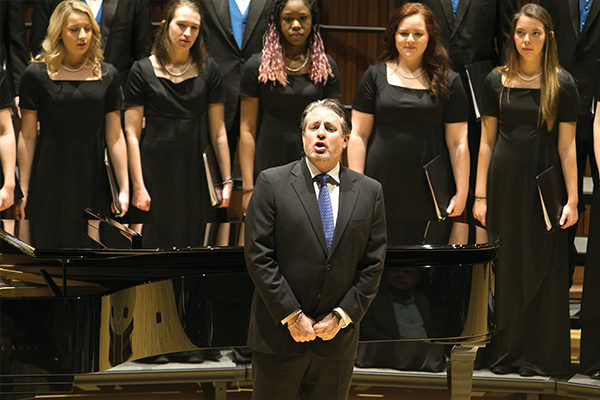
[19,62,122,220]
[124,57,225,224]
[480,69,578,375]
[240,53,340,176]
[352,63,468,223]
[580,83,600,375]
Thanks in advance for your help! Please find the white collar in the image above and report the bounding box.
[305,158,340,184]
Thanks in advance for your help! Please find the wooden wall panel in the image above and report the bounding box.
[321,0,395,105]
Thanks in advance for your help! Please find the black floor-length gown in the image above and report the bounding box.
[481,69,578,376]
[581,190,600,376]
[125,57,225,225]
[19,62,121,220]
[352,64,468,372]
[240,53,340,177]
[352,63,468,224]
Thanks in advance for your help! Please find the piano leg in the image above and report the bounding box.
[448,345,479,400]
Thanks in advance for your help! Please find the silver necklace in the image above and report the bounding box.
[394,61,424,79]
[285,50,309,72]
[61,62,87,72]
[164,58,192,77]
[517,70,542,81]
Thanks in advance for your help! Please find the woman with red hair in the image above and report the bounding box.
[239,0,340,213]
[348,2,469,224]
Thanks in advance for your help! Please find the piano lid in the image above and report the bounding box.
[0,217,499,262]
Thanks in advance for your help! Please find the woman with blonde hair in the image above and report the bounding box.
[124,0,231,224]
[18,0,128,220]
[473,3,578,376]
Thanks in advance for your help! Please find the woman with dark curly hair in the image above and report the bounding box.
[124,0,231,224]
[239,0,340,212]
[348,2,469,223]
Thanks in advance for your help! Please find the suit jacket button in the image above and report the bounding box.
[326,264,331,271]
[317,292,321,298]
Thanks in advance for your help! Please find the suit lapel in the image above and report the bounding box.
[290,160,328,257]
[451,0,471,38]
[242,0,268,50]
[212,0,239,53]
[100,0,118,52]
[328,166,359,260]
[568,0,581,39]
[439,0,455,34]
[581,0,600,39]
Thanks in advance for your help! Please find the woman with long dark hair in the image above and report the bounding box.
[239,0,340,212]
[18,0,128,220]
[473,3,578,376]
[348,2,469,224]
[124,0,231,224]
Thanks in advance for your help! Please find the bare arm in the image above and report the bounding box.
[593,101,600,175]
[0,108,16,211]
[16,109,38,218]
[124,105,150,211]
[106,110,129,215]
[239,96,259,212]
[472,115,498,226]
[445,121,470,217]
[208,103,232,208]
[557,121,578,228]
[347,110,374,174]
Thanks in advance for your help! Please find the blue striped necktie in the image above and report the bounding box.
[317,174,334,252]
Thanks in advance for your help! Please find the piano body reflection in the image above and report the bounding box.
[0,213,500,400]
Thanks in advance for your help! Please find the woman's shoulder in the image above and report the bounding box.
[101,61,121,78]
[557,68,576,89]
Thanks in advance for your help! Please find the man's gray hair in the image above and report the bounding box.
[300,99,352,135]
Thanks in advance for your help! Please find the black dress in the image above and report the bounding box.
[481,69,578,375]
[352,63,468,224]
[240,52,340,176]
[124,57,225,224]
[580,77,600,375]
[19,62,122,220]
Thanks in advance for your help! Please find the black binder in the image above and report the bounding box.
[104,149,122,216]
[423,153,456,221]
[536,166,566,232]
[464,60,494,120]
[203,145,223,207]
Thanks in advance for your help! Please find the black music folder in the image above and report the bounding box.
[536,166,566,232]
[423,153,455,221]
[104,149,122,216]
[203,145,223,207]
[464,60,494,120]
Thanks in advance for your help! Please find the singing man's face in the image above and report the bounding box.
[302,107,349,169]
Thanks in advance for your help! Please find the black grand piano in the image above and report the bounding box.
[0,211,500,400]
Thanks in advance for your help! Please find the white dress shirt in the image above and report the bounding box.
[235,0,251,14]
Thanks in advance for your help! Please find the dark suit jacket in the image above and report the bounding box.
[395,0,516,72]
[30,0,153,83]
[199,0,271,132]
[244,159,387,360]
[0,0,27,97]
[541,0,600,129]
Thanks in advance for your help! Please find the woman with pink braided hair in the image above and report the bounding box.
[239,0,340,213]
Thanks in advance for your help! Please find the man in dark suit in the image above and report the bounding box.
[198,0,271,161]
[0,0,27,113]
[395,0,517,214]
[540,0,600,380]
[244,99,387,399]
[30,0,153,84]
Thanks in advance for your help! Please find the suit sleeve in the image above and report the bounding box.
[30,0,51,58]
[496,0,517,64]
[244,172,303,322]
[338,182,387,325]
[5,0,27,96]
[131,0,153,61]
